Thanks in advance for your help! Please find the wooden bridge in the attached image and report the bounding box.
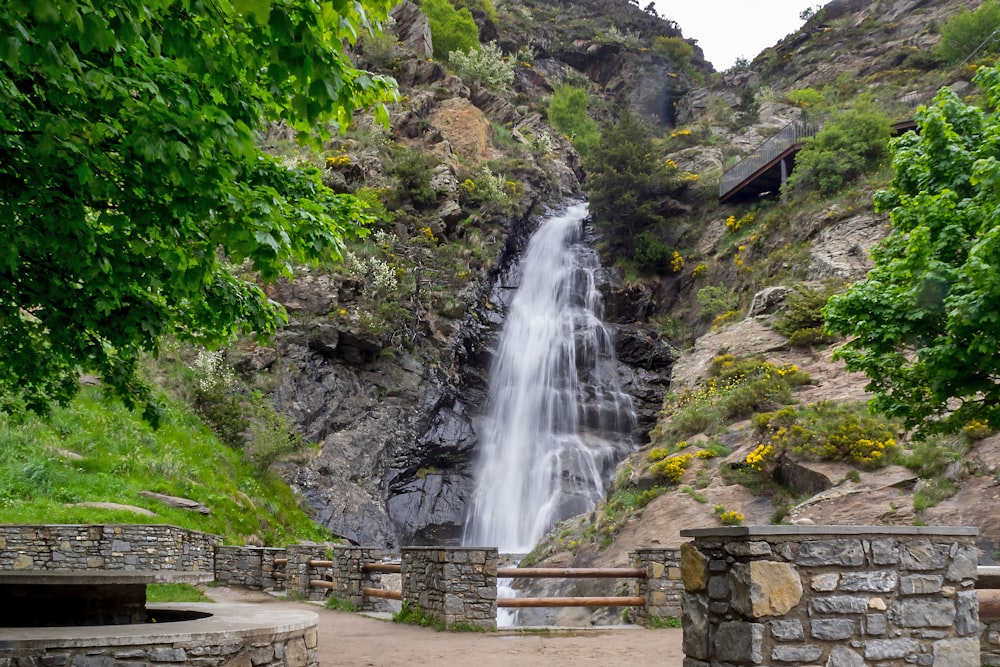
[718,93,925,204]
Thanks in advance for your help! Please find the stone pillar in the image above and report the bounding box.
[285,544,330,602]
[680,526,979,666]
[260,546,286,591]
[631,547,684,624]
[401,547,498,630]
[328,545,389,612]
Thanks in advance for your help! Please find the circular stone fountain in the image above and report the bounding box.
[0,525,318,667]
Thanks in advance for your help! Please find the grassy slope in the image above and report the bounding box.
[0,386,328,546]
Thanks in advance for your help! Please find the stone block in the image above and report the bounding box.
[811,572,839,591]
[772,645,823,662]
[731,560,803,618]
[900,574,943,595]
[724,541,773,557]
[149,648,187,663]
[681,543,708,592]
[797,539,865,566]
[827,646,865,667]
[221,651,252,667]
[839,570,897,592]
[946,544,978,582]
[864,638,918,660]
[811,617,855,640]
[810,596,868,614]
[865,612,886,635]
[888,598,956,627]
[707,575,729,600]
[681,593,709,660]
[900,539,949,571]
[954,589,978,636]
[870,539,899,565]
[932,637,979,666]
[770,619,804,641]
[285,638,308,667]
[714,621,763,663]
[69,657,115,667]
[249,645,274,665]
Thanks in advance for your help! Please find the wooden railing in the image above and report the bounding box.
[495,566,646,608]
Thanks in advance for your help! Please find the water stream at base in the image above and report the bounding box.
[464,202,637,581]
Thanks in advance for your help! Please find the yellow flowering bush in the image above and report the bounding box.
[325,155,352,169]
[725,212,755,234]
[648,447,672,462]
[649,453,693,484]
[719,510,744,526]
[963,419,992,440]
[670,251,685,273]
[745,444,774,471]
[753,401,900,469]
[692,263,708,279]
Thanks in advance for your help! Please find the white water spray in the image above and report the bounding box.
[464,203,637,553]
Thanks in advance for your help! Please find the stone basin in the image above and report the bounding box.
[1,603,319,667]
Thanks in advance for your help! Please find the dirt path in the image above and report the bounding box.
[208,587,684,666]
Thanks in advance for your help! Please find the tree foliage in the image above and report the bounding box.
[548,84,600,158]
[784,106,891,197]
[420,0,479,60]
[0,0,397,420]
[824,66,1000,437]
[583,110,675,253]
[938,0,1000,64]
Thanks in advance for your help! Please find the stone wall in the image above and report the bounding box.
[680,526,980,666]
[214,545,286,590]
[632,547,684,623]
[401,546,498,630]
[4,603,319,667]
[0,524,217,574]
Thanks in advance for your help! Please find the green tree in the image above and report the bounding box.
[583,110,675,254]
[0,0,397,420]
[824,67,1000,437]
[548,85,600,158]
[784,106,891,197]
[420,0,479,60]
[938,0,1000,64]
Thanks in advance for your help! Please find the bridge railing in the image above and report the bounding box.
[719,115,824,197]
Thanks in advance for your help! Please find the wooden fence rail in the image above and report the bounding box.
[498,567,645,579]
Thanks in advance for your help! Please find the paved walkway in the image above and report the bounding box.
[208,587,685,666]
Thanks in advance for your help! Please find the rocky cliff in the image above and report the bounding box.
[236,0,692,547]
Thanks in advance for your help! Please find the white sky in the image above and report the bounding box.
[652,1,820,71]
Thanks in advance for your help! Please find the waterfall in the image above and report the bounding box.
[464,202,637,553]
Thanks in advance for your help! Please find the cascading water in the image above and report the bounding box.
[464,202,637,554]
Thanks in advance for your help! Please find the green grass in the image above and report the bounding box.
[0,386,329,546]
[646,616,682,628]
[147,583,214,603]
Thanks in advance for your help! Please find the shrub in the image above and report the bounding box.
[245,394,306,476]
[652,355,810,444]
[191,350,247,449]
[649,453,693,484]
[451,0,498,22]
[634,231,676,273]
[390,148,437,207]
[938,0,1000,64]
[784,107,891,197]
[753,402,900,469]
[460,165,509,205]
[774,285,838,345]
[786,87,826,109]
[652,36,694,67]
[697,285,738,316]
[448,42,514,90]
[548,85,600,158]
[713,505,744,526]
[420,0,479,60]
[584,109,675,254]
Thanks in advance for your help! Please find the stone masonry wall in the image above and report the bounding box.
[401,547,498,630]
[325,545,393,612]
[632,547,685,623]
[214,545,286,590]
[0,524,217,573]
[4,622,319,667]
[680,526,979,666]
